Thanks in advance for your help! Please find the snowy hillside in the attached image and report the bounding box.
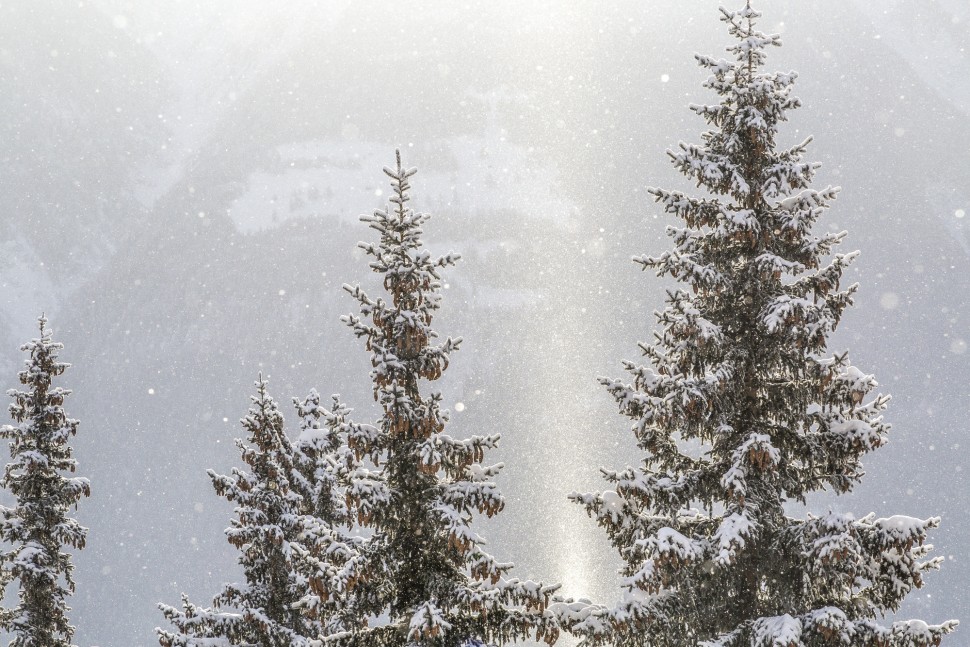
[228,135,575,234]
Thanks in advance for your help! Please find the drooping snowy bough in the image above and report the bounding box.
[290,389,371,636]
[336,151,561,647]
[565,5,958,647]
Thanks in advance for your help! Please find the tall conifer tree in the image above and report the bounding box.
[566,5,958,647]
[338,151,560,647]
[0,316,90,647]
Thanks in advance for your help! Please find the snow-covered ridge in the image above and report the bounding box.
[227,137,576,234]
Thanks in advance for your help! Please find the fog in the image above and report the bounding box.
[1,1,967,645]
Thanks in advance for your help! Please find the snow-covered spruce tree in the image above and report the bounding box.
[565,5,958,647]
[339,150,560,647]
[0,316,90,647]
[159,377,355,646]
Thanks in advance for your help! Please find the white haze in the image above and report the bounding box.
[0,1,967,645]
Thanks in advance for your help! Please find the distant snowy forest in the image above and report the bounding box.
[0,2,967,647]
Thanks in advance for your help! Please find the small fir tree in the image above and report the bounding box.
[565,5,958,647]
[0,315,90,647]
[159,377,348,646]
[338,151,560,647]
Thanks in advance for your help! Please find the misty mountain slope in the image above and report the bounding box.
[0,0,168,362]
[226,136,576,234]
[0,235,58,375]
